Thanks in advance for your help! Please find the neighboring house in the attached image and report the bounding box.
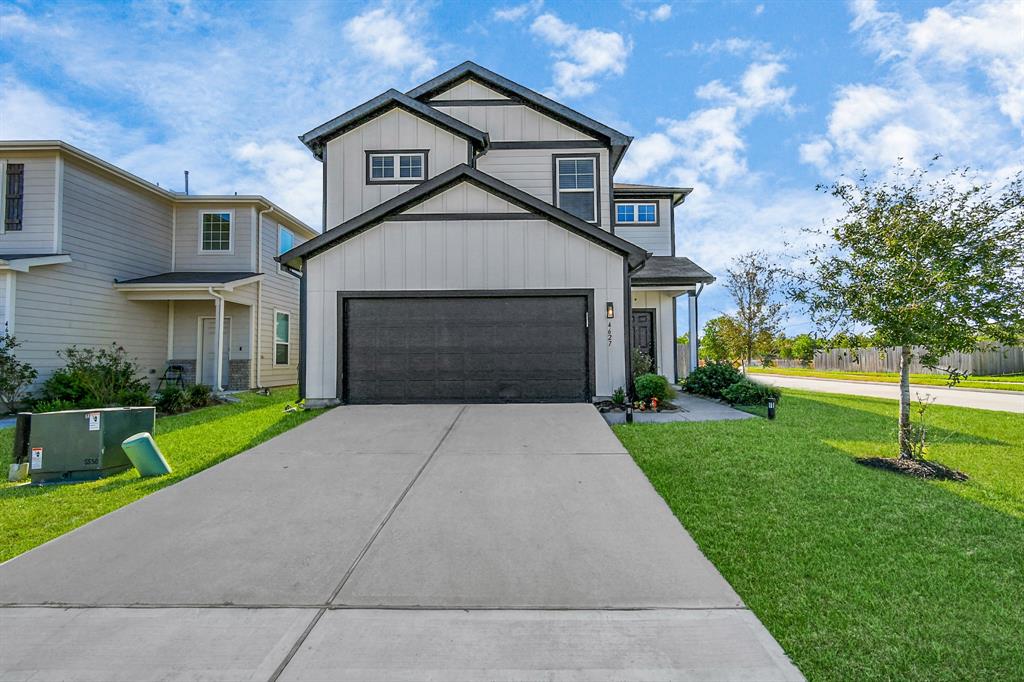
[0,141,318,393]
[279,62,715,406]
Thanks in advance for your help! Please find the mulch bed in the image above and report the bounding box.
[855,456,969,481]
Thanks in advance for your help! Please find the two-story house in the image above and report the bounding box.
[279,62,714,406]
[0,141,317,394]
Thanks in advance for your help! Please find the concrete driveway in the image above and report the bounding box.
[753,373,1024,413]
[0,404,802,681]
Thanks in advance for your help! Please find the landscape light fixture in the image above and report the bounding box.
[766,397,777,420]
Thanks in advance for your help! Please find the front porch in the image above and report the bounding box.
[629,256,715,383]
[114,272,262,392]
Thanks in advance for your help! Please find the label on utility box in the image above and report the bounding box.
[30,447,43,470]
[87,412,100,431]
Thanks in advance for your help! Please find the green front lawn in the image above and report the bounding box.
[614,390,1024,681]
[0,388,324,562]
[747,366,1024,391]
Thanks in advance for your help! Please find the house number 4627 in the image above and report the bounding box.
[607,322,613,346]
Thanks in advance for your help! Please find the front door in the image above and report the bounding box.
[630,309,656,370]
[200,317,231,387]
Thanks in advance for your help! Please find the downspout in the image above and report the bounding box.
[208,287,226,393]
[255,206,272,389]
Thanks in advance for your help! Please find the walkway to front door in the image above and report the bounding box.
[0,404,802,681]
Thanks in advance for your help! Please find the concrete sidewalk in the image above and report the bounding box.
[0,403,802,681]
[753,373,1024,413]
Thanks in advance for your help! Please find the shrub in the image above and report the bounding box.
[185,383,213,409]
[611,387,626,405]
[34,399,77,413]
[721,377,781,406]
[41,344,149,408]
[155,386,189,414]
[682,362,744,399]
[630,349,653,378]
[634,373,674,403]
[0,330,37,412]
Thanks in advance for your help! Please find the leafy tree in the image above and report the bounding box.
[791,333,818,367]
[724,251,786,366]
[698,316,734,363]
[0,330,37,411]
[792,162,1024,459]
[676,333,689,346]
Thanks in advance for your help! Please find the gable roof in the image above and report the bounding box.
[298,89,489,160]
[278,164,648,268]
[406,62,633,172]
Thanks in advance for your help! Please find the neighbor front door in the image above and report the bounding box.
[200,317,231,387]
[630,309,656,370]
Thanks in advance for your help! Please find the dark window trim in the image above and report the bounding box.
[4,163,25,232]
[364,149,430,185]
[552,153,601,226]
[336,289,596,404]
[614,201,660,227]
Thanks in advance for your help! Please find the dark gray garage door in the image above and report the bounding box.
[341,294,591,404]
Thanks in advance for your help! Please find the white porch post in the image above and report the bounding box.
[688,292,699,373]
[214,295,226,392]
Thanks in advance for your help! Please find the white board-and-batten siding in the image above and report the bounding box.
[477,148,612,230]
[324,108,471,227]
[428,79,510,101]
[303,203,627,401]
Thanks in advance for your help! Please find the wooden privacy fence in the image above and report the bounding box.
[811,345,1024,375]
[675,343,691,381]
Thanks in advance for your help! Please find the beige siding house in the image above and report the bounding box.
[281,62,714,406]
[0,141,317,394]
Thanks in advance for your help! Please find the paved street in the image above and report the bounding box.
[752,374,1024,413]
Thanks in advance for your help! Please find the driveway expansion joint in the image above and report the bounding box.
[267,405,468,682]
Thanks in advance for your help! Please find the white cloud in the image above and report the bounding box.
[493,0,543,22]
[692,37,781,61]
[754,4,765,16]
[234,141,323,227]
[803,0,1023,176]
[530,13,631,98]
[343,6,438,80]
[618,57,794,185]
[649,4,673,21]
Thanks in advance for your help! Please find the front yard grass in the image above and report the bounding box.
[614,389,1023,681]
[0,387,324,563]
[747,365,1024,391]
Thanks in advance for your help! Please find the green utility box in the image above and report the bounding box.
[26,407,156,485]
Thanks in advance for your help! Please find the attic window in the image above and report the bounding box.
[367,151,427,184]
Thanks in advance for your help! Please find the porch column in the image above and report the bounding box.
[688,292,699,373]
[214,295,226,392]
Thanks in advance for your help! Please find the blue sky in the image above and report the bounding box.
[2,0,1021,334]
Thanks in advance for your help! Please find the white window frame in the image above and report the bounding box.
[615,202,658,225]
[554,156,599,224]
[198,209,234,254]
[273,309,290,366]
[366,151,427,184]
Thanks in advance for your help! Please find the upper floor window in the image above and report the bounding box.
[2,163,25,232]
[615,202,657,225]
[200,211,232,253]
[554,156,597,223]
[278,225,295,256]
[366,151,427,183]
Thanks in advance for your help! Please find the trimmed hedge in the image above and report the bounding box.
[682,363,744,399]
[722,377,781,406]
[634,373,675,403]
